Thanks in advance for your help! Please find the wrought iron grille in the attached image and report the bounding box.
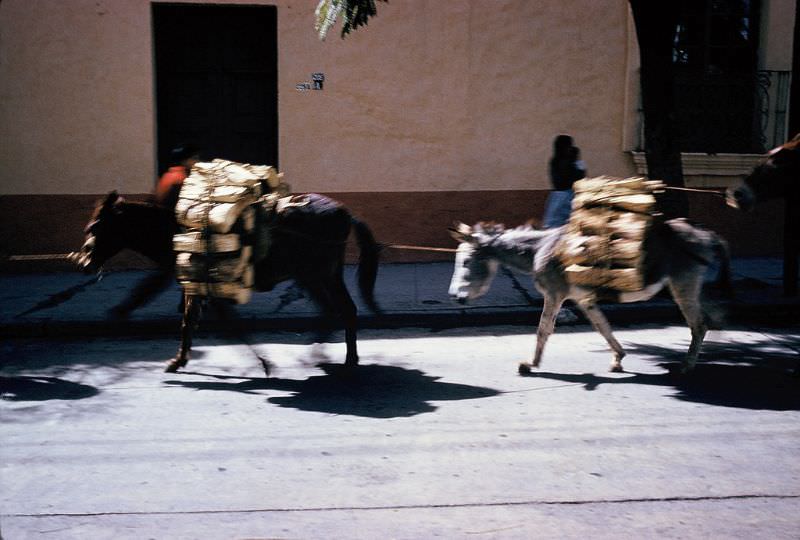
[755,70,791,151]
[636,70,791,154]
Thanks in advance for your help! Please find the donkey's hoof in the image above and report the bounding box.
[165,359,185,373]
[609,364,624,373]
[259,358,272,377]
[518,362,533,375]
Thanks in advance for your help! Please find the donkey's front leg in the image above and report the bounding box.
[166,293,202,373]
[575,298,626,372]
[519,294,563,374]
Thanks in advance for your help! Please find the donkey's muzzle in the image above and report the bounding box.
[726,185,754,212]
[68,250,96,274]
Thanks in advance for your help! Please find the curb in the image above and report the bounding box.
[3,299,797,339]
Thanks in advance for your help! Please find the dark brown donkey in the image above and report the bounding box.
[727,133,800,296]
[73,191,381,372]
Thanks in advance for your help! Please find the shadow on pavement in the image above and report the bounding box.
[0,376,99,402]
[163,363,500,418]
[522,338,800,411]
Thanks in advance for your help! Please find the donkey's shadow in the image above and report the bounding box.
[523,340,800,411]
[0,376,99,402]
[164,362,500,418]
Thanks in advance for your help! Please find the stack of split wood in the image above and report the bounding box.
[555,176,665,292]
[173,159,287,304]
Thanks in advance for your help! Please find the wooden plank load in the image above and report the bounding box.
[554,176,665,292]
[173,159,288,304]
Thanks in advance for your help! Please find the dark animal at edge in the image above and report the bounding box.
[727,133,799,297]
[728,134,800,374]
[73,191,381,372]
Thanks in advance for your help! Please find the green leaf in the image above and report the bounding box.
[315,0,344,41]
[315,0,387,40]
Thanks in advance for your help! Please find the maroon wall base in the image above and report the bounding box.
[0,190,786,272]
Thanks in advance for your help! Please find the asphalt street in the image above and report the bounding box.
[2,323,799,539]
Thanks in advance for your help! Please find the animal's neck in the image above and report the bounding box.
[118,203,175,263]
[487,228,544,274]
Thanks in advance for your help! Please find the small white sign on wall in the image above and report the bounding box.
[296,73,325,91]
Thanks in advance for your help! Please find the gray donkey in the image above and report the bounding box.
[448,218,731,374]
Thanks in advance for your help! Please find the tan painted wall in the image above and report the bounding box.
[760,0,797,70]
[1,1,795,267]
[0,0,155,195]
[284,0,635,193]
[1,0,635,196]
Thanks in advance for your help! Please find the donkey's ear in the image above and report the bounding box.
[103,191,119,207]
[448,221,472,242]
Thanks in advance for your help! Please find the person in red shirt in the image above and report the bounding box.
[154,143,201,209]
[108,144,200,320]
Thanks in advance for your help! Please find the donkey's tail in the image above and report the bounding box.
[712,233,733,297]
[702,232,734,330]
[352,217,382,313]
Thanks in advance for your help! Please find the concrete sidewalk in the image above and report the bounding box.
[0,257,797,338]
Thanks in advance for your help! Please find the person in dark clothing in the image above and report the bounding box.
[542,134,586,228]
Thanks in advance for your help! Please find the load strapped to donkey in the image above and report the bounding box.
[172,158,292,304]
[554,176,666,292]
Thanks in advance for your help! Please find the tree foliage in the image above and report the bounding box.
[315,0,388,40]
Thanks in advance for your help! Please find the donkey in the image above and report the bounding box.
[72,193,180,319]
[728,134,800,374]
[73,191,381,373]
[448,219,731,374]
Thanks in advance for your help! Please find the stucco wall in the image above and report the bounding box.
[0,0,634,196]
[0,1,794,266]
[0,0,155,195]
[760,0,796,70]
[283,0,634,193]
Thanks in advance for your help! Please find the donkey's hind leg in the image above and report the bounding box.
[166,293,202,373]
[574,298,627,372]
[519,293,564,374]
[329,277,359,367]
[302,275,359,367]
[668,277,707,374]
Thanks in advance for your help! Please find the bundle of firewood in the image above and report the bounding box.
[173,159,287,304]
[555,176,664,292]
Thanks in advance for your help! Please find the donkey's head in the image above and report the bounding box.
[72,191,126,273]
[448,222,504,304]
[727,134,800,211]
